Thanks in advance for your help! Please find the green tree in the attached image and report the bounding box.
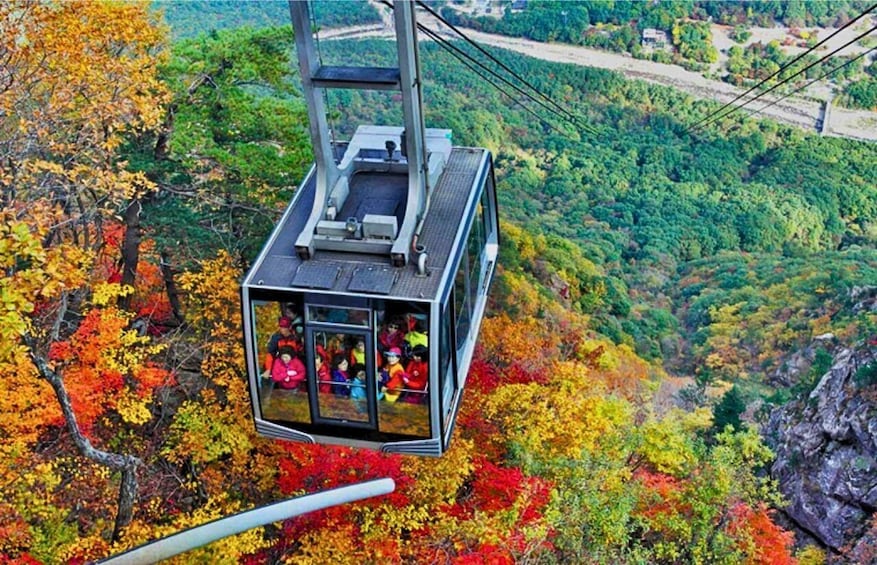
[138,25,311,264]
[713,385,746,434]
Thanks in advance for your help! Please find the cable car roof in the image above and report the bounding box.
[244,144,490,302]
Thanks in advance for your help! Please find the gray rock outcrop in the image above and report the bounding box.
[765,344,877,553]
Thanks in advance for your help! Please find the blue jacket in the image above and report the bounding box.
[350,379,367,400]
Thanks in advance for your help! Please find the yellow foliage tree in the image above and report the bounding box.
[0,0,172,548]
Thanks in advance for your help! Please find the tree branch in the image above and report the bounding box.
[25,334,142,541]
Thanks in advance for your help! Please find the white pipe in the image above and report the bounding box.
[416,249,428,276]
[99,478,395,564]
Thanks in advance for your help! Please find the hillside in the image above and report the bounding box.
[1,2,876,563]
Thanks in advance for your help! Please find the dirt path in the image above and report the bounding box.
[321,11,877,142]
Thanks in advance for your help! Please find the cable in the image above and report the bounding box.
[688,2,877,131]
[692,22,877,132]
[417,24,574,138]
[414,0,590,131]
[417,23,586,135]
[744,46,877,122]
[377,0,596,135]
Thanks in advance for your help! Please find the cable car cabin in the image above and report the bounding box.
[242,1,497,456]
[241,125,498,456]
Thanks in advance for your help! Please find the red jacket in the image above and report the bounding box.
[378,329,405,352]
[264,334,302,371]
[271,356,306,390]
[317,363,331,393]
[405,359,428,391]
[382,362,407,403]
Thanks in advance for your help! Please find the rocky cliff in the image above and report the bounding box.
[766,343,877,559]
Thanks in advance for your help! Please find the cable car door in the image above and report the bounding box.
[305,317,377,429]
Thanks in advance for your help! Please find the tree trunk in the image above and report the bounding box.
[27,342,141,542]
[160,250,185,324]
[114,465,139,541]
[154,103,176,161]
[118,199,142,311]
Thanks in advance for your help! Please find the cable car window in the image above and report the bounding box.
[467,198,485,277]
[439,301,455,429]
[467,200,486,312]
[454,263,470,351]
[375,303,432,438]
[482,178,497,239]
[307,305,370,327]
[252,300,311,425]
[312,330,370,424]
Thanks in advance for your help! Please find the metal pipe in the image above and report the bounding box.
[99,478,395,564]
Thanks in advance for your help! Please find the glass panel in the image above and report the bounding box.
[253,300,310,425]
[482,180,495,239]
[374,301,431,438]
[468,208,484,313]
[439,301,455,428]
[307,305,370,327]
[313,330,370,423]
[467,199,485,272]
[454,263,470,351]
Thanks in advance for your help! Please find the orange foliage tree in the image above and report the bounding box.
[0,4,802,562]
[0,0,173,551]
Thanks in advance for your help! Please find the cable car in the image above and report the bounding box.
[241,1,498,456]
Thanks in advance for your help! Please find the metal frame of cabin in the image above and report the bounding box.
[240,0,498,456]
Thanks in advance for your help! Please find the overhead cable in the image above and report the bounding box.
[417,23,575,137]
[744,46,877,122]
[417,23,585,133]
[691,22,877,132]
[413,0,591,132]
[688,2,877,131]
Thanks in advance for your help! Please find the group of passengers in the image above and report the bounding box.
[374,315,429,403]
[261,311,429,404]
[262,315,305,389]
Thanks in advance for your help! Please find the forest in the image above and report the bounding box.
[442,0,877,109]
[1,0,875,563]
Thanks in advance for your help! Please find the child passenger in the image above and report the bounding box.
[378,318,406,353]
[404,344,428,403]
[349,338,367,367]
[381,347,408,403]
[404,319,428,350]
[315,353,331,393]
[263,316,301,378]
[330,355,351,396]
[349,364,368,400]
[271,346,306,390]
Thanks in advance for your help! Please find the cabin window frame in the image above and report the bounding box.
[305,324,378,429]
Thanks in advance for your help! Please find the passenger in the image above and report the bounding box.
[349,309,369,326]
[330,355,351,396]
[271,346,306,390]
[404,318,428,352]
[282,302,301,322]
[349,364,368,400]
[381,347,408,403]
[325,333,348,362]
[378,317,406,354]
[263,317,301,378]
[315,353,331,393]
[404,344,428,403]
[404,313,423,332]
[349,338,367,367]
[292,317,305,341]
[375,372,386,401]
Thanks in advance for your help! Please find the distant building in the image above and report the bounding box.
[511,0,527,12]
[641,28,669,50]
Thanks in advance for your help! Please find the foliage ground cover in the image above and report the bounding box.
[4,2,875,562]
